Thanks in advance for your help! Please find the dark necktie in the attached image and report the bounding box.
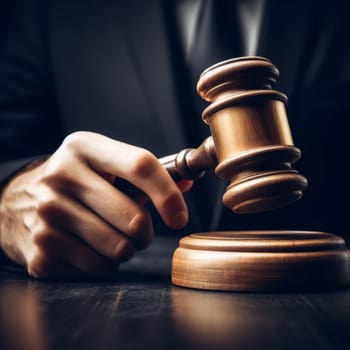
[187,0,244,85]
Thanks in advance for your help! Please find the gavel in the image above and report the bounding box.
[166,56,350,292]
[159,56,308,214]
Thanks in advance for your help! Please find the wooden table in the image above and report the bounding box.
[1,236,350,350]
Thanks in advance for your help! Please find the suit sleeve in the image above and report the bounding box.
[0,0,63,187]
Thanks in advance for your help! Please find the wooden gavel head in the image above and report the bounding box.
[196,56,308,214]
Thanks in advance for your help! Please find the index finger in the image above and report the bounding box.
[63,132,189,229]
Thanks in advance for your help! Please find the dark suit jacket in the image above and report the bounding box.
[1,0,350,238]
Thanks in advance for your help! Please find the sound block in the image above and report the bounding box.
[171,231,350,292]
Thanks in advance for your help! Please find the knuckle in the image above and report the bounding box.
[128,210,150,236]
[42,132,92,186]
[42,158,74,185]
[36,191,61,218]
[158,189,182,209]
[27,252,52,279]
[128,211,154,249]
[160,188,182,205]
[43,161,82,190]
[113,239,136,262]
[61,131,90,152]
[131,150,158,178]
[32,223,55,249]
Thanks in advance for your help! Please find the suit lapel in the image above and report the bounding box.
[115,0,187,153]
[51,0,186,156]
[257,0,317,99]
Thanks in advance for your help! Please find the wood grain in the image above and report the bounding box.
[171,231,350,291]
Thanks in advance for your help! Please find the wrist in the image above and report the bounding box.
[0,156,49,257]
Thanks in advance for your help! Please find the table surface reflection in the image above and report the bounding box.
[1,236,350,350]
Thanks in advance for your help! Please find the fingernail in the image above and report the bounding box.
[171,210,188,229]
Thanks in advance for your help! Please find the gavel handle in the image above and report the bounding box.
[114,137,217,199]
[159,136,217,180]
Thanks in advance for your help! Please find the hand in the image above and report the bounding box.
[0,132,192,279]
